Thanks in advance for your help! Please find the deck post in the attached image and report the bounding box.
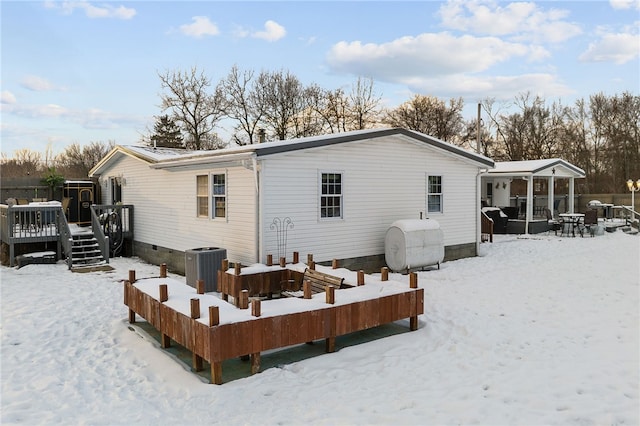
[326,285,335,304]
[234,262,241,276]
[190,298,200,319]
[409,272,418,289]
[332,259,338,269]
[307,253,313,264]
[381,267,389,281]
[303,280,312,299]
[293,251,299,263]
[190,298,203,371]
[125,280,136,323]
[309,260,315,270]
[128,270,136,283]
[211,362,223,385]
[159,284,170,348]
[357,270,365,286]
[250,353,261,374]
[209,306,220,327]
[239,290,249,309]
[409,272,419,331]
[159,284,168,302]
[279,257,286,267]
[251,299,261,317]
[160,263,167,278]
[266,254,273,266]
[208,307,221,381]
[196,279,205,294]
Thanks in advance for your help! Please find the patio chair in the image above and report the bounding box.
[582,208,598,237]
[545,208,563,236]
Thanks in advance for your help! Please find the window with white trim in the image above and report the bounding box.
[320,172,342,219]
[211,173,226,218]
[427,175,443,213]
[196,173,227,219]
[196,175,208,217]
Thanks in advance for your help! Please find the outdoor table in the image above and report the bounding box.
[559,213,585,237]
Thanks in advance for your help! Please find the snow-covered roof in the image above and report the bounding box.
[89,128,494,175]
[485,158,585,178]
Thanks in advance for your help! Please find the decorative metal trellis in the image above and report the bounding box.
[270,216,294,260]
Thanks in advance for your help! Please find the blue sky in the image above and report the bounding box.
[1,0,639,158]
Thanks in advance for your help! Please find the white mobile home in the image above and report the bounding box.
[89,128,494,273]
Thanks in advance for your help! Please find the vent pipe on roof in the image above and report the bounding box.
[476,103,481,154]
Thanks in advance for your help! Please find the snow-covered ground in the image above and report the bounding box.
[1,231,638,425]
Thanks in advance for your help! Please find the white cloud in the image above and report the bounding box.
[579,32,640,64]
[438,0,582,43]
[180,16,220,38]
[609,0,640,10]
[20,75,55,92]
[326,32,536,80]
[44,1,136,19]
[252,20,286,42]
[402,73,573,101]
[1,91,17,104]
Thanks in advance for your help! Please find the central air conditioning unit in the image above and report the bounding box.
[185,247,227,292]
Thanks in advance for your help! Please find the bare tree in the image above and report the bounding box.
[346,77,382,130]
[12,149,42,176]
[255,69,306,140]
[57,141,115,178]
[383,94,464,142]
[0,149,41,177]
[220,65,266,146]
[158,67,225,150]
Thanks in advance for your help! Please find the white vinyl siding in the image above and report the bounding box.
[260,134,479,263]
[96,155,257,266]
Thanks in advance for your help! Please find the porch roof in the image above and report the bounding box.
[485,158,585,178]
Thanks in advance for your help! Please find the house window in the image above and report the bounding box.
[110,177,122,204]
[320,172,342,219]
[196,175,208,217]
[211,173,226,218]
[427,175,443,213]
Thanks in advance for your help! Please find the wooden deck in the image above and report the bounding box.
[124,261,424,384]
[0,203,134,267]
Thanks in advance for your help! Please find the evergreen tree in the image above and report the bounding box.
[149,115,184,148]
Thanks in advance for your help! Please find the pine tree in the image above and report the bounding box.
[149,115,184,148]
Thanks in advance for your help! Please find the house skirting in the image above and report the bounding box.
[133,240,478,277]
[134,241,187,275]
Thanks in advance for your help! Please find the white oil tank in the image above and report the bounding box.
[385,219,444,272]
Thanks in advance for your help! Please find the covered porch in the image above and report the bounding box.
[481,159,586,234]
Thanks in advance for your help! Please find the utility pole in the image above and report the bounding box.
[476,103,481,154]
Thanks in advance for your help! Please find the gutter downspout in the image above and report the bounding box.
[252,156,261,264]
[476,168,486,254]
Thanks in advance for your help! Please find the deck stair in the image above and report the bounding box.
[69,232,110,272]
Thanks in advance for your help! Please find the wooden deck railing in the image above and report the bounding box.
[481,210,494,242]
[0,203,134,267]
[125,261,424,384]
[0,204,64,266]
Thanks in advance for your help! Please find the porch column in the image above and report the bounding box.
[526,176,534,234]
[547,176,555,213]
[568,177,575,213]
